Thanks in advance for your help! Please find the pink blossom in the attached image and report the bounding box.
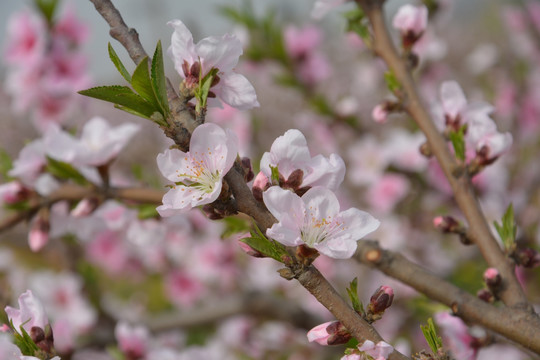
[157,123,238,217]
[86,230,131,274]
[45,117,140,167]
[9,139,46,187]
[0,182,26,205]
[115,321,150,358]
[263,186,380,259]
[366,174,410,214]
[357,340,394,360]
[53,4,89,46]
[392,5,428,38]
[168,19,259,110]
[165,270,205,308]
[475,132,513,160]
[5,290,49,335]
[440,81,468,125]
[434,312,477,360]
[284,26,322,58]
[3,9,45,66]
[260,129,345,191]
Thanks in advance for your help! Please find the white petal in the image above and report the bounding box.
[440,81,467,120]
[263,186,304,226]
[157,148,189,182]
[337,208,380,241]
[302,187,341,220]
[213,72,259,110]
[196,33,242,73]
[316,236,358,259]
[168,20,197,77]
[190,123,238,173]
[260,129,311,178]
[303,153,345,190]
[266,222,303,247]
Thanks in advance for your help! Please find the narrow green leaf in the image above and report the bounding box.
[131,57,161,111]
[270,165,280,185]
[79,86,158,119]
[34,0,58,25]
[151,40,170,117]
[344,7,370,44]
[46,157,88,185]
[0,148,13,181]
[346,278,363,314]
[11,320,40,355]
[420,318,443,355]
[108,43,132,83]
[195,68,219,114]
[221,216,252,238]
[384,71,401,94]
[449,125,466,161]
[241,236,283,263]
[494,203,517,251]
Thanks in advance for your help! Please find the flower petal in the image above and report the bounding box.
[190,123,238,174]
[168,20,197,77]
[156,148,190,182]
[213,72,259,110]
[440,81,467,120]
[302,187,340,220]
[303,153,345,190]
[196,33,242,74]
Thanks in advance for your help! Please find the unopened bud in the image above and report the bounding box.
[368,286,394,315]
[71,197,99,218]
[307,321,351,346]
[433,215,464,234]
[0,181,29,204]
[29,208,50,252]
[252,171,270,202]
[238,240,265,258]
[477,288,495,303]
[419,141,432,157]
[31,325,54,354]
[483,268,501,288]
[514,247,540,268]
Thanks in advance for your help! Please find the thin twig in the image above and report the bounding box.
[356,241,540,354]
[356,0,531,310]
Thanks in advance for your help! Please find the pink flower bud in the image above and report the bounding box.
[477,288,495,303]
[307,321,351,346]
[0,181,27,204]
[358,340,394,360]
[28,210,50,252]
[433,215,462,233]
[483,268,501,287]
[0,324,9,332]
[372,104,389,123]
[475,132,513,164]
[514,247,540,268]
[369,286,394,315]
[252,171,270,201]
[115,321,149,358]
[237,239,265,258]
[71,197,99,217]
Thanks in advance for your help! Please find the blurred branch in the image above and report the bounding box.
[0,184,164,232]
[355,241,540,354]
[356,0,531,311]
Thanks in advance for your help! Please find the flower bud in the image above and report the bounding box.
[483,267,501,288]
[514,247,540,268]
[392,5,428,48]
[475,132,513,166]
[368,286,394,315]
[372,104,389,124]
[29,208,50,252]
[433,215,465,234]
[252,171,270,201]
[71,197,100,217]
[477,288,495,303]
[237,240,265,258]
[307,321,351,346]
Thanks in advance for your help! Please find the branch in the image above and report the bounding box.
[0,184,164,232]
[356,241,540,354]
[356,0,531,310]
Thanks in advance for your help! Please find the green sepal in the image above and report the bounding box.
[11,319,40,356]
[346,277,363,314]
[46,156,88,185]
[151,40,170,117]
[494,203,517,252]
[241,224,287,262]
[108,43,132,83]
[270,165,280,185]
[79,86,157,119]
[420,318,443,355]
[448,125,466,161]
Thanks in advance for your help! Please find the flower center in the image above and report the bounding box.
[301,207,344,247]
[175,154,221,194]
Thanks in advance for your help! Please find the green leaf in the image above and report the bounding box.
[34,0,59,25]
[420,318,443,355]
[241,224,287,262]
[344,7,370,44]
[137,204,159,219]
[151,40,170,117]
[448,125,466,161]
[11,320,40,355]
[46,157,88,185]
[108,43,132,83]
[384,71,401,94]
[0,148,13,181]
[131,57,161,111]
[221,216,252,238]
[494,203,517,251]
[346,278,363,314]
[79,86,158,119]
[195,68,219,114]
